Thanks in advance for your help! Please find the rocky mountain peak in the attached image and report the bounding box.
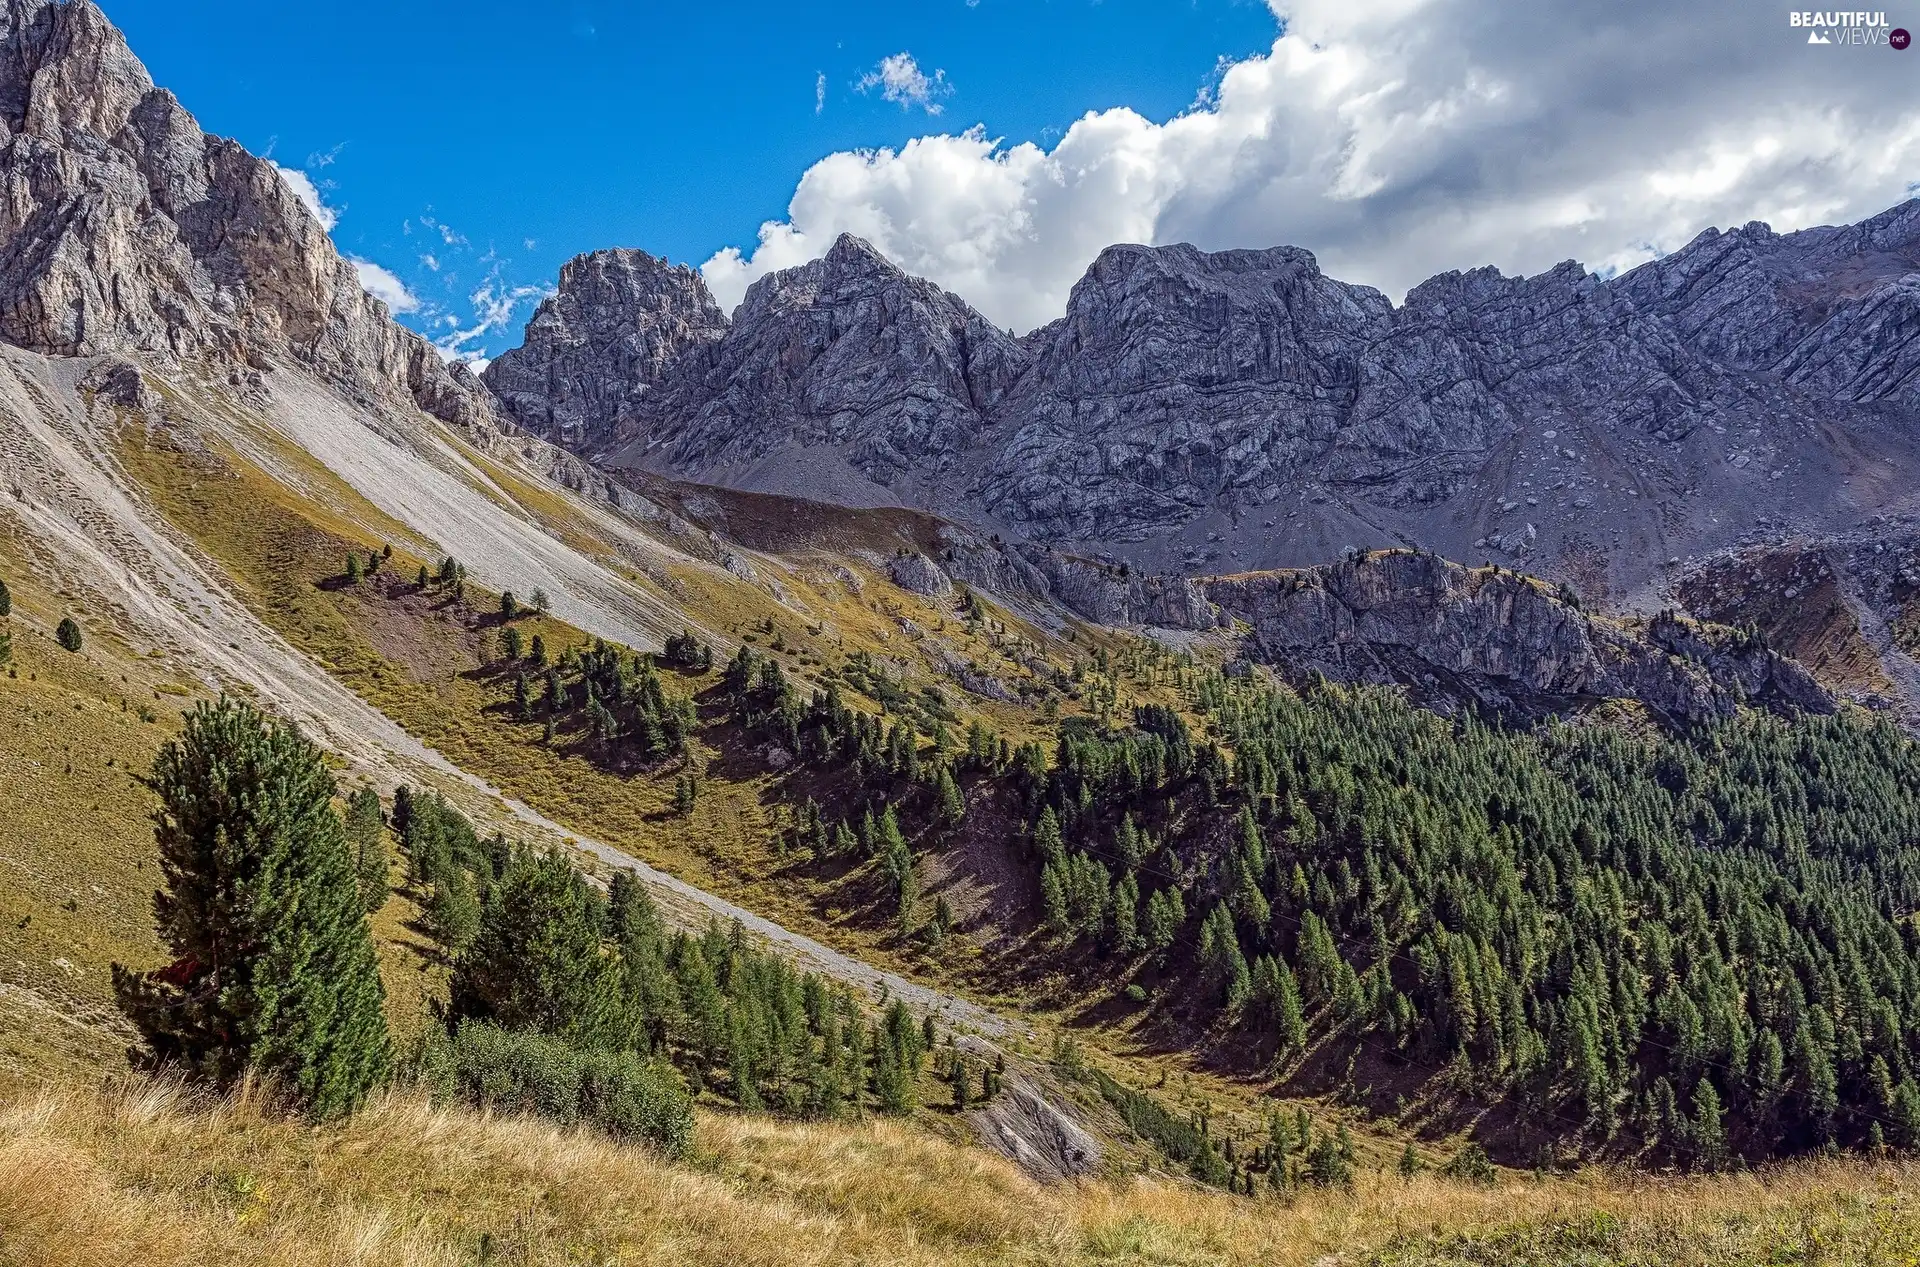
[0,0,499,431]
[602,231,1030,494]
[0,0,149,144]
[483,247,725,446]
[494,187,1920,602]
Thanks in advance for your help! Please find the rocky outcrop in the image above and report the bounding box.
[886,551,953,598]
[482,248,725,446]
[1205,550,1832,724]
[1017,549,1219,630]
[618,233,1030,487]
[0,0,498,430]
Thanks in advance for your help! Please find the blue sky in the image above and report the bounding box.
[102,1,1920,363]
[105,0,1278,360]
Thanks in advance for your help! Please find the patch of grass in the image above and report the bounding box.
[6,1075,1920,1267]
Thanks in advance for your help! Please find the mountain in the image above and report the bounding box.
[489,233,1031,509]
[0,0,497,431]
[492,199,1920,607]
[482,247,727,448]
[12,0,1920,1227]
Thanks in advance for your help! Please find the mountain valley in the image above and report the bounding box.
[5,2,1920,1263]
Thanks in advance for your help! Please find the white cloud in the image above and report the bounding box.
[707,0,1920,333]
[272,163,337,232]
[816,71,827,114]
[433,279,551,367]
[351,258,419,314]
[856,52,951,115]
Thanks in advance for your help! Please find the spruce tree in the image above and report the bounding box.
[111,697,389,1119]
[55,616,81,652]
[0,577,10,616]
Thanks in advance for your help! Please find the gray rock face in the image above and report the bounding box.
[482,248,725,446]
[620,233,1030,488]
[986,244,1392,540]
[501,197,1920,596]
[886,551,953,598]
[1204,550,1831,724]
[1014,548,1219,630]
[0,0,497,431]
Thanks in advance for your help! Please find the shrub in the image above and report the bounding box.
[1443,1141,1497,1185]
[55,616,82,652]
[433,1021,693,1156]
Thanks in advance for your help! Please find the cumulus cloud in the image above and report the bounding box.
[856,52,951,115]
[351,259,419,314]
[272,162,337,232]
[706,0,1920,332]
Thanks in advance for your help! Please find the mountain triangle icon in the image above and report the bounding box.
[1808,29,1831,42]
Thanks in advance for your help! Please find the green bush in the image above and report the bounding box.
[1443,1141,1497,1185]
[430,1021,693,1157]
[55,616,81,652]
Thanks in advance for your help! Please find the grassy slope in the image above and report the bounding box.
[0,533,447,1087]
[5,1077,1918,1267]
[9,412,1920,1262]
[107,418,1188,990]
[98,413,1427,1169]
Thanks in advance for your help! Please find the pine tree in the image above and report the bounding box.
[1145,886,1183,959]
[0,577,10,616]
[1398,1142,1422,1178]
[1689,1078,1726,1170]
[427,866,481,957]
[55,616,81,652]
[1041,862,1069,936]
[1033,805,1064,865]
[502,626,524,660]
[449,846,623,1050]
[345,553,362,585]
[1112,870,1141,955]
[936,767,965,825]
[500,591,519,622]
[416,564,430,588]
[111,697,389,1119]
[342,788,389,913]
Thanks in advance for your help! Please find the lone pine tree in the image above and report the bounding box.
[55,615,81,651]
[112,697,389,1119]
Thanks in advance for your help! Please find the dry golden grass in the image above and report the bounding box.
[3,1075,1918,1267]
